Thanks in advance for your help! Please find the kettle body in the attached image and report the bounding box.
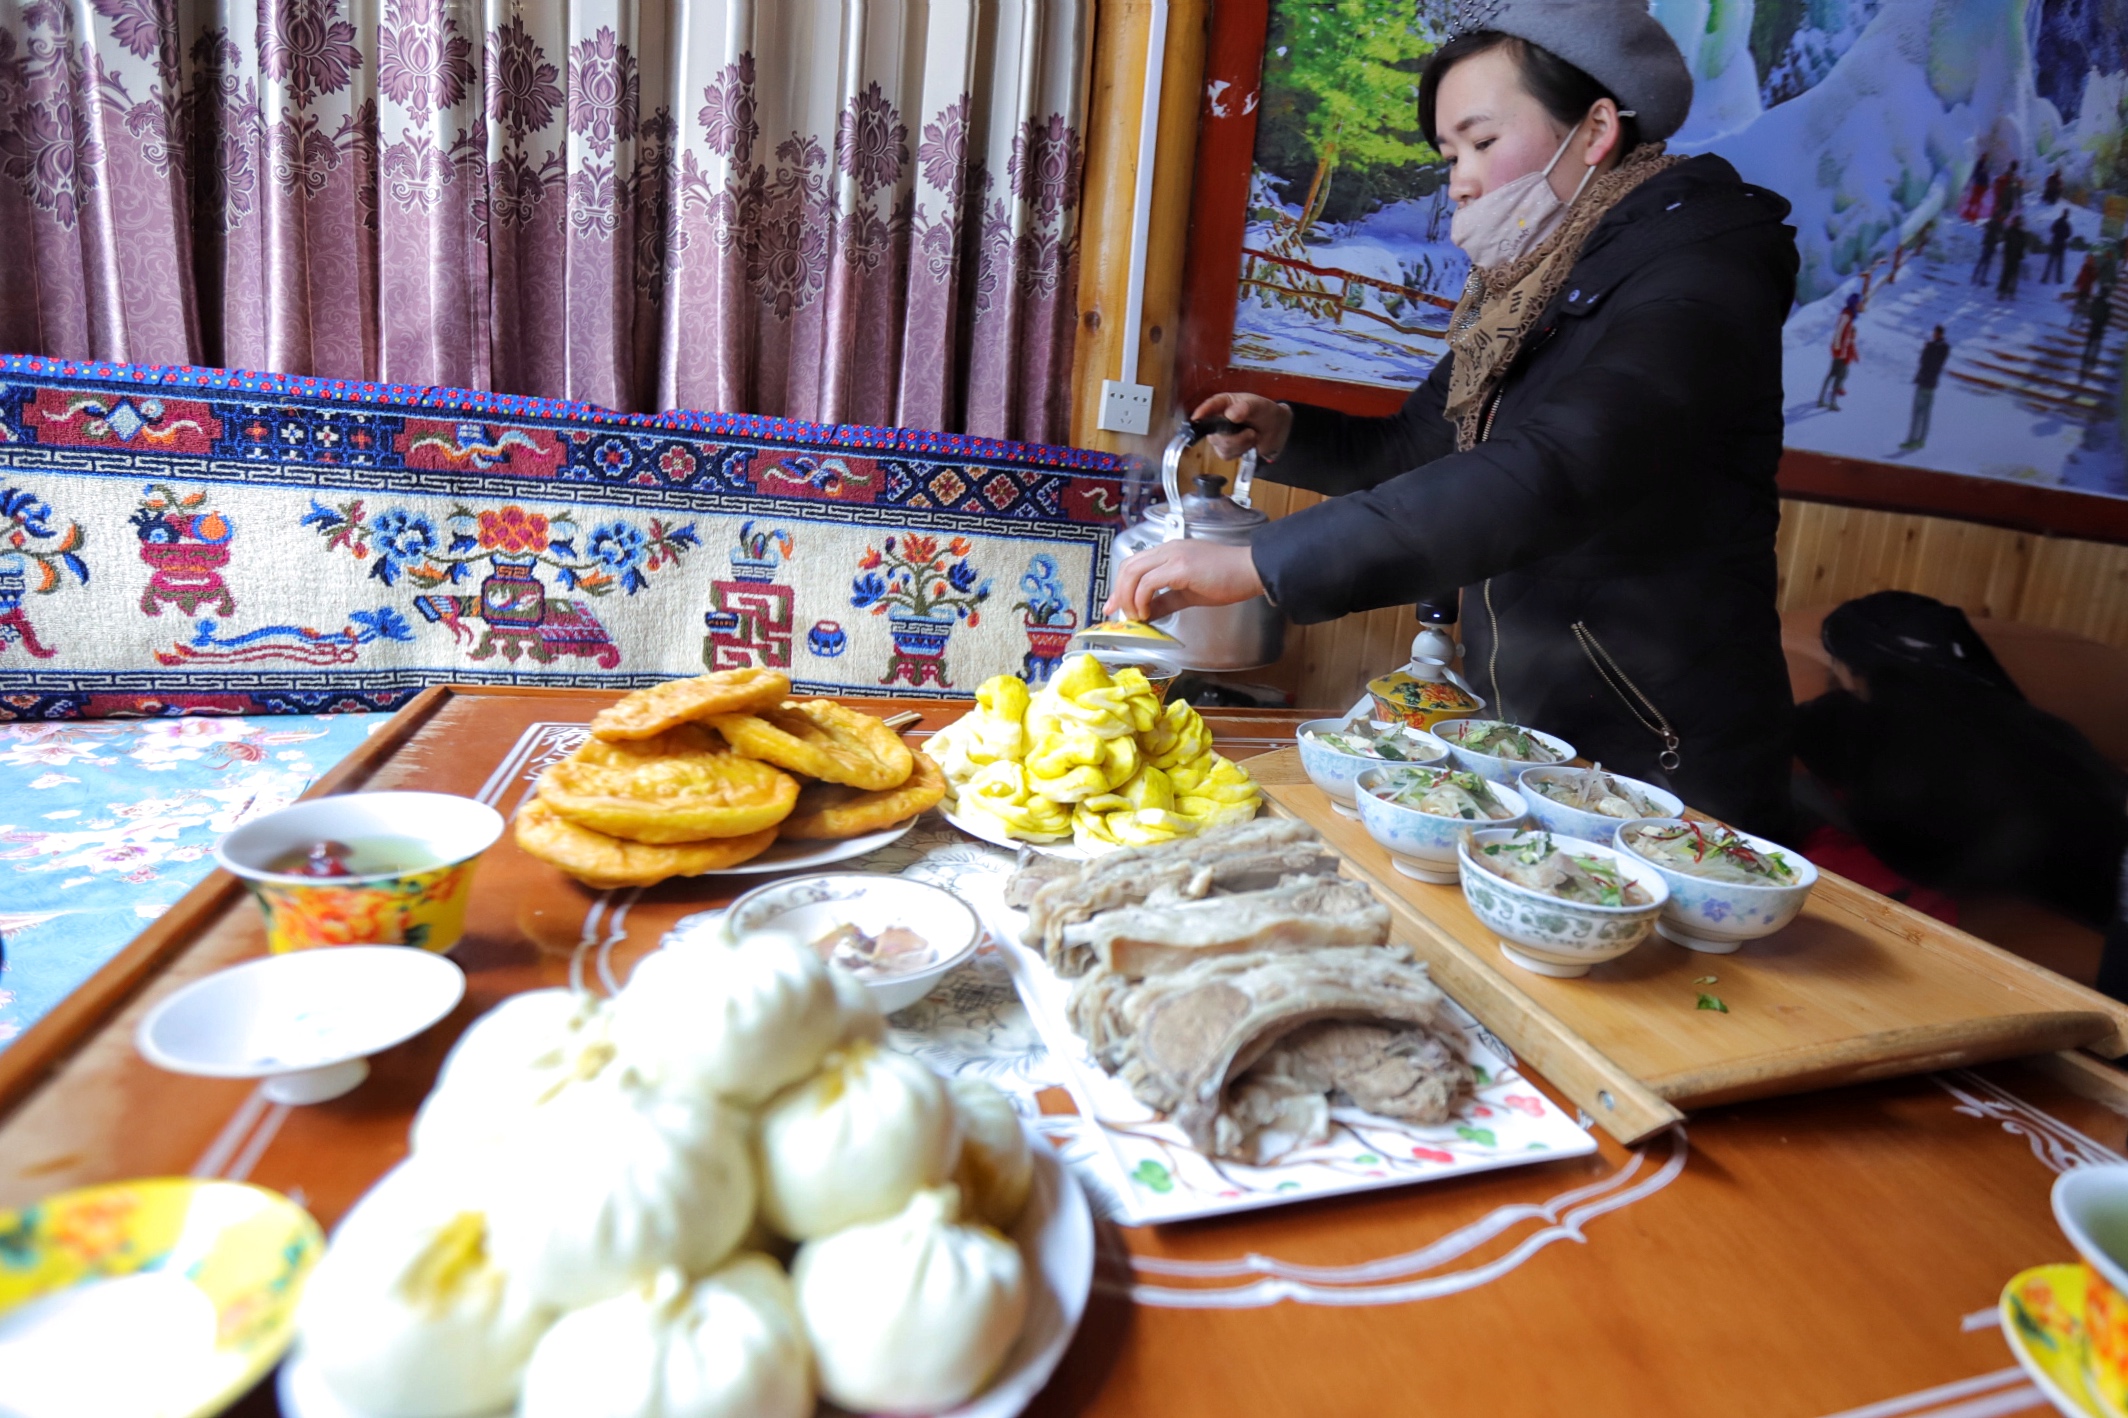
[1113,422,1287,672]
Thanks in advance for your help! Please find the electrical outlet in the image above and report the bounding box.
[1098,379,1154,436]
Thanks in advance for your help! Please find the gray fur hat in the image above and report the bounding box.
[1446,0,1694,142]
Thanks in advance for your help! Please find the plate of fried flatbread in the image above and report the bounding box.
[514,672,945,889]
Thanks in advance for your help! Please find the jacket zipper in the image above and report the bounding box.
[1571,621,1682,771]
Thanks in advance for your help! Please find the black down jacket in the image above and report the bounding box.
[1252,154,1800,837]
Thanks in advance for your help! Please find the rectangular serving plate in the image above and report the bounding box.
[961,875,1598,1227]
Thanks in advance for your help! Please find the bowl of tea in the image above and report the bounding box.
[214,792,505,953]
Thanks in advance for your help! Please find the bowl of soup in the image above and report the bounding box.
[214,792,505,953]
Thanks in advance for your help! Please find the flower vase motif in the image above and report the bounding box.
[850,533,992,690]
[1014,553,1077,685]
[132,486,236,618]
[479,555,547,629]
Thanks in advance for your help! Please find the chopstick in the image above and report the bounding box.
[881,710,923,731]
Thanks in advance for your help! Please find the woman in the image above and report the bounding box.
[1108,0,1800,835]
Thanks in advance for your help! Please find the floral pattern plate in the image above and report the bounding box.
[0,1178,323,1418]
[2003,1263,2106,1417]
[956,876,1599,1226]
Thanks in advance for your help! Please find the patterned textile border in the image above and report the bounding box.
[0,359,1128,719]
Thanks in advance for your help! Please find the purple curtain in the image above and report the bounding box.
[0,0,1087,443]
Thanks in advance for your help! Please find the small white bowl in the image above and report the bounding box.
[1296,718,1449,818]
[1457,829,1668,978]
[1614,817,1820,954]
[137,946,465,1103]
[2055,1167,2128,1299]
[1356,766,1528,884]
[1517,766,1684,843]
[1435,719,1577,785]
[726,873,982,1013]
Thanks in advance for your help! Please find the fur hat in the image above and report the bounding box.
[1447,0,1694,142]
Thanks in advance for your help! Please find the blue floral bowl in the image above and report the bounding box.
[1516,766,1683,844]
[1356,766,1528,884]
[1457,828,1668,979]
[1296,718,1449,816]
[1435,719,1577,785]
[1613,818,1819,955]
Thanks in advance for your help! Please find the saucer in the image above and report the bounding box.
[0,1178,322,1418]
[138,945,465,1103]
[2001,1263,2104,1417]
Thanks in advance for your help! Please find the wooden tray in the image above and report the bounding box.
[1255,751,2128,1145]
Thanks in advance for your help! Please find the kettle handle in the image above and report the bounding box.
[1160,428,1193,542]
[1232,448,1257,509]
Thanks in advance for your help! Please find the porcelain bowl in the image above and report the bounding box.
[1613,817,1819,955]
[726,872,982,1013]
[1296,718,1449,817]
[2055,1166,2128,1301]
[1356,766,1529,884]
[214,792,504,954]
[1456,828,1668,978]
[1517,766,1684,844]
[1435,719,1577,785]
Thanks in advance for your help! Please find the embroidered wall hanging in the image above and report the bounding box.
[0,358,1125,720]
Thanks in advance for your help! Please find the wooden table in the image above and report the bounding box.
[2,686,2121,1418]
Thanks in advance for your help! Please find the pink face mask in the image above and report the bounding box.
[1450,114,1598,270]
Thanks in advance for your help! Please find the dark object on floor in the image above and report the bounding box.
[1795,592,2128,928]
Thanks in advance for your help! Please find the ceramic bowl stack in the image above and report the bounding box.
[1516,766,1682,844]
[1435,720,1577,786]
[1356,767,1529,884]
[1295,718,1449,817]
[1456,828,1669,978]
[1614,818,1820,955]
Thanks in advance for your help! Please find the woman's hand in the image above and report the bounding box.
[1190,392,1293,463]
[1104,541,1265,622]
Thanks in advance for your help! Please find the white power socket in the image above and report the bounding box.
[1097,379,1154,436]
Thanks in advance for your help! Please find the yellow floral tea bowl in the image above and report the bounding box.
[0,1178,323,1418]
[2057,1166,2128,1416]
[215,791,504,954]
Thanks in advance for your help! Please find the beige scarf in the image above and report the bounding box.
[1443,142,1684,451]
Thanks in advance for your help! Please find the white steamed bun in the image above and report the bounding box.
[410,988,616,1157]
[484,1066,756,1308]
[296,1159,552,1418]
[517,1255,812,1418]
[793,1184,1029,1413]
[948,1076,1035,1229]
[756,1039,960,1240]
[610,931,843,1105]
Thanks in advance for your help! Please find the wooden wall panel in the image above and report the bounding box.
[1227,489,2128,710]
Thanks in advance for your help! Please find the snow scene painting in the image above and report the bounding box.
[1231,0,2128,497]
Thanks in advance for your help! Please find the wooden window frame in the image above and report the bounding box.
[1174,0,2128,545]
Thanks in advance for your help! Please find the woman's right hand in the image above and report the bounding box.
[1190,392,1293,463]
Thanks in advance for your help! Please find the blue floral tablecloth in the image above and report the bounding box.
[0,714,388,1049]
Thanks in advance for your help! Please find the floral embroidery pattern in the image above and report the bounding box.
[567,26,637,158]
[698,54,758,165]
[838,81,908,195]
[852,534,989,623]
[485,15,561,138]
[376,0,474,117]
[301,497,698,597]
[0,486,89,660]
[256,0,363,109]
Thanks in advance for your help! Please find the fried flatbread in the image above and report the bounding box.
[708,699,915,791]
[515,796,779,887]
[590,669,790,741]
[538,733,798,842]
[779,753,946,840]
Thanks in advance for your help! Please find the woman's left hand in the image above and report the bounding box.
[1104,541,1264,622]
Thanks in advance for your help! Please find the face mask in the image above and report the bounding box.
[1450,116,1598,270]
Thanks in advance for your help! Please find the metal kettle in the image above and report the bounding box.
[1112,418,1287,672]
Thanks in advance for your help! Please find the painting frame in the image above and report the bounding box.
[1173,0,2128,545]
